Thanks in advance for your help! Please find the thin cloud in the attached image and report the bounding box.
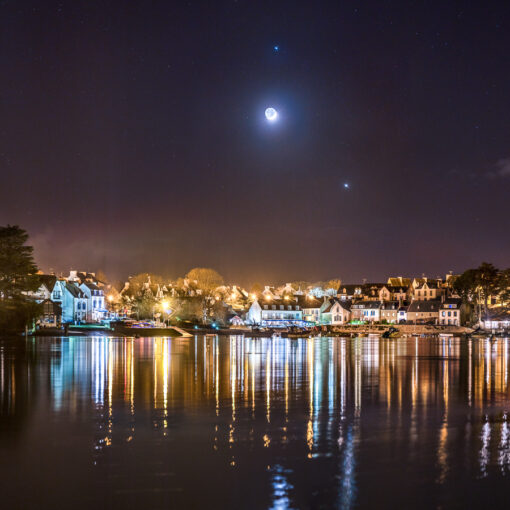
[488,158,510,178]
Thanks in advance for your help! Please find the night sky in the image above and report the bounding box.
[1,1,509,285]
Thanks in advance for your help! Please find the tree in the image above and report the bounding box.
[475,262,500,319]
[326,279,342,291]
[186,268,224,323]
[250,283,263,296]
[132,293,158,320]
[0,225,41,333]
[95,269,109,284]
[498,268,510,304]
[451,269,478,303]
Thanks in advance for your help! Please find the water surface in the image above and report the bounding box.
[1,335,510,509]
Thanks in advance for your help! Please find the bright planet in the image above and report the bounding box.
[265,107,278,121]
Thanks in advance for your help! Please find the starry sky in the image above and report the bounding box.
[1,0,509,285]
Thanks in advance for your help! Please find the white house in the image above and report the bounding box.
[321,299,351,325]
[52,280,88,323]
[297,295,324,324]
[79,282,106,322]
[397,305,408,323]
[481,308,510,330]
[439,298,462,326]
[246,297,303,327]
[351,301,381,322]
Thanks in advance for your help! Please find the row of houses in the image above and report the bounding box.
[30,271,107,325]
[245,294,465,327]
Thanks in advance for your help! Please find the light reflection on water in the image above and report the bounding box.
[1,335,510,509]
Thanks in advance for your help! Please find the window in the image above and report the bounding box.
[272,305,276,310]
[448,311,451,317]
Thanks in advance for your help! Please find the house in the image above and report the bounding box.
[439,298,463,326]
[52,280,88,323]
[397,305,409,323]
[350,301,381,322]
[337,284,363,301]
[406,300,441,324]
[38,299,62,327]
[296,295,324,324]
[29,274,58,302]
[79,282,106,322]
[321,299,351,325]
[246,297,303,327]
[413,280,444,301]
[378,285,410,302]
[480,308,510,330]
[361,283,387,301]
[261,286,278,300]
[380,301,400,323]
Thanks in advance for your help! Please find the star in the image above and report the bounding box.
[273,45,279,52]
[343,183,350,189]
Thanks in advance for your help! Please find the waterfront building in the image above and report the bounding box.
[29,274,58,302]
[380,301,400,323]
[321,298,351,325]
[438,298,463,326]
[52,280,88,323]
[38,299,62,327]
[79,282,106,322]
[350,301,381,322]
[406,300,441,324]
[481,308,510,330]
[397,305,408,323]
[296,295,324,324]
[246,297,303,327]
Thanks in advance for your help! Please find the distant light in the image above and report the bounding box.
[343,183,350,189]
[265,107,278,122]
[273,45,279,52]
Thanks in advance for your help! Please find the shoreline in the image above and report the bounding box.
[15,323,497,339]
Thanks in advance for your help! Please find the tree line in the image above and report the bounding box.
[451,262,510,320]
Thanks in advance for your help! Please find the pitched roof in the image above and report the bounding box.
[351,301,381,309]
[337,284,362,295]
[407,300,441,313]
[295,295,323,309]
[39,274,57,292]
[415,281,440,290]
[65,282,85,298]
[82,282,100,291]
[381,301,400,310]
[440,297,462,309]
[388,277,412,287]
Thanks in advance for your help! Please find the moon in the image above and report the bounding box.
[265,107,278,122]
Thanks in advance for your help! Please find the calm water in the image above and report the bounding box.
[1,335,510,509]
